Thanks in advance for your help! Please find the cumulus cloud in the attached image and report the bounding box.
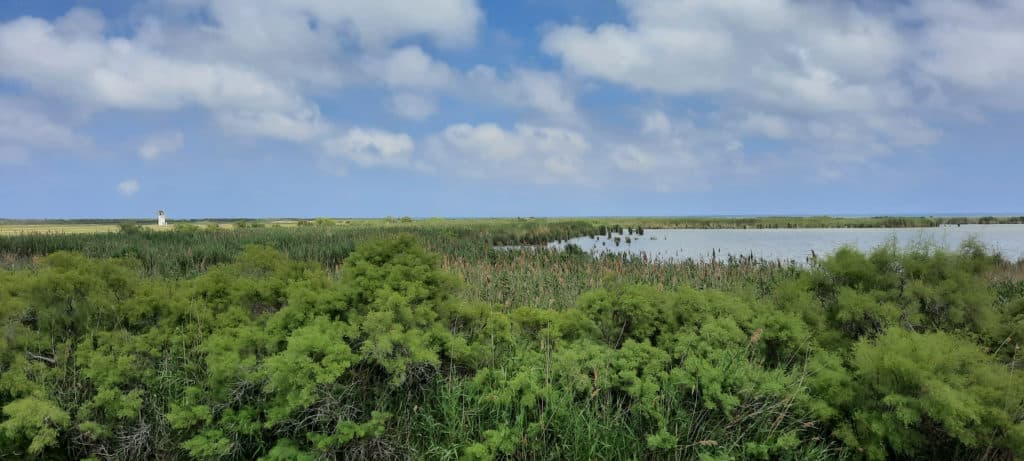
[0,2,483,143]
[641,111,671,136]
[0,10,324,141]
[390,93,438,120]
[604,114,734,192]
[322,128,415,169]
[466,66,579,122]
[117,179,140,196]
[609,145,660,172]
[914,1,1024,108]
[363,49,578,123]
[217,108,327,142]
[363,46,454,89]
[542,0,1024,115]
[139,132,184,160]
[428,123,590,182]
[1,0,1022,192]
[0,98,88,162]
[0,4,581,171]
[0,100,85,149]
[542,0,908,114]
[538,0,1024,182]
[182,0,483,50]
[737,112,791,139]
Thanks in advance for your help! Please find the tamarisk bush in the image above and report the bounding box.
[0,236,1021,459]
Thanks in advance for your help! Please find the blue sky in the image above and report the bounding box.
[1,0,1022,218]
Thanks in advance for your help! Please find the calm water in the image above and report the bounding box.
[548,225,1024,263]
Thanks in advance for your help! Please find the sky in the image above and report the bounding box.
[0,0,1022,219]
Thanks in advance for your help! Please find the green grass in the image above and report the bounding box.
[3,214,1023,235]
[0,220,802,308]
[1,222,1023,459]
[3,217,1020,307]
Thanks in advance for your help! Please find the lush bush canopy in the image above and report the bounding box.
[0,235,1022,460]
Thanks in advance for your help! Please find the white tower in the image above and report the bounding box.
[158,210,167,226]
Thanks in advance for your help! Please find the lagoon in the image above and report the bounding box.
[548,224,1024,263]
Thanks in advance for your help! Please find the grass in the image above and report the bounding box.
[0,224,123,235]
[2,217,1020,307]
[3,214,1024,236]
[0,219,802,307]
[1,219,1022,459]
[450,249,797,308]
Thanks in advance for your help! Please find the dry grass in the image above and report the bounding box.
[992,260,1024,283]
[0,224,122,235]
[0,223,242,235]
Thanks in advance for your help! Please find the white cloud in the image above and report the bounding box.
[322,0,482,48]
[0,99,85,149]
[0,3,580,167]
[596,111,780,192]
[166,0,482,51]
[117,179,140,196]
[606,143,708,192]
[641,111,671,136]
[738,112,790,139]
[216,107,327,142]
[439,123,522,161]
[139,132,184,160]
[542,0,1024,116]
[915,1,1024,108]
[0,11,324,141]
[390,93,437,120]
[363,46,454,89]
[149,0,482,91]
[0,2,483,143]
[540,0,993,177]
[362,49,578,122]
[502,70,578,121]
[542,1,906,114]
[322,128,415,169]
[610,145,659,172]
[428,123,590,182]
[0,98,88,162]
[862,115,941,148]
[2,0,1022,192]
[0,16,291,110]
[54,7,105,39]
[466,66,579,121]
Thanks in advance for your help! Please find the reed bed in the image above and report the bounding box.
[0,220,806,307]
[447,249,801,308]
[4,218,1018,308]
[2,220,1023,459]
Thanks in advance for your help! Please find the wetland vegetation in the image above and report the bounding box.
[0,217,1022,459]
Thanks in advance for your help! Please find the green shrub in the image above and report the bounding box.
[0,234,1020,459]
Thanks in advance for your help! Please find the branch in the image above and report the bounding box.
[26,352,56,365]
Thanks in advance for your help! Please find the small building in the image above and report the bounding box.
[158,210,167,226]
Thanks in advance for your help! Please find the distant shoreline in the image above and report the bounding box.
[3,213,1024,224]
[2,215,1024,236]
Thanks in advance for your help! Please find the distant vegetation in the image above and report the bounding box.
[2,215,1024,228]
[0,220,1022,459]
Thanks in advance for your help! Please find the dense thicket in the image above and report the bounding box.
[1,236,1022,460]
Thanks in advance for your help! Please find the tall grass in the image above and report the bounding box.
[2,223,1022,459]
[4,219,1019,308]
[0,221,806,307]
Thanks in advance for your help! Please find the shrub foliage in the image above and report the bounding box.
[0,236,1021,459]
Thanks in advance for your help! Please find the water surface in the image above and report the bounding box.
[548,224,1024,263]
